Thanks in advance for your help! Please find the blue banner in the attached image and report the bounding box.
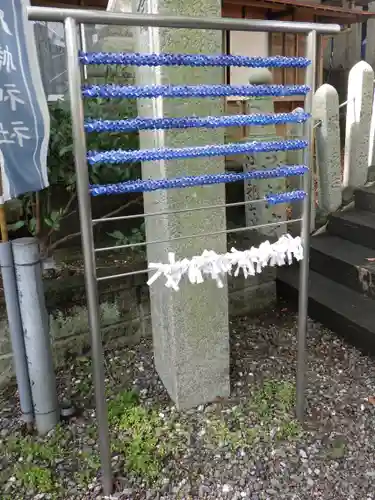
[0,0,49,200]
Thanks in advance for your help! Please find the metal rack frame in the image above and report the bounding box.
[27,7,340,495]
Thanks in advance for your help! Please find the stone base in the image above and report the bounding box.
[151,280,230,410]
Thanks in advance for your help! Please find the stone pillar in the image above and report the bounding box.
[343,61,374,195]
[93,0,134,83]
[313,84,342,215]
[115,0,229,409]
[243,69,286,240]
[286,106,316,232]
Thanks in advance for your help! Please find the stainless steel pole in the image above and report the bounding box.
[0,242,33,424]
[27,7,341,35]
[64,17,112,495]
[12,238,59,434]
[79,23,88,80]
[296,30,317,422]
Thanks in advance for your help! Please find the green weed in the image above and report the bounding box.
[15,464,55,493]
[206,379,302,450]
[108,390,170,480]
[251,380,296,419]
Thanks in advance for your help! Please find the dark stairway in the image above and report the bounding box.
[277,185,375,354]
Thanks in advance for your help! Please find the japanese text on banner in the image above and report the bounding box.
[0,2,49,200]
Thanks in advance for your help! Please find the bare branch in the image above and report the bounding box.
[46,196,142,255]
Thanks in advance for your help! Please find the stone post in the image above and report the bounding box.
[343,61,374,196]
[92,1,134,83]
[313,84,342,215]
[243,69,286,240]
[108,0,230,409]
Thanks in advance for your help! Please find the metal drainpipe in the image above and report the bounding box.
[0,242,33,424]
[12,237,59,435]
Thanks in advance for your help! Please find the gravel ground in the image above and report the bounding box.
[1,306,375,500]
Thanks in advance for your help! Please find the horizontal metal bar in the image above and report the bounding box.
[339,99,348,109]
[95,218,302,254]
[27,7,341,34]
[92,192,302,224]
[337,79,375,110]
[97,268,149,282]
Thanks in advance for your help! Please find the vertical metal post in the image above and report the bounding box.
[64,17,112,495]
[315,34,323,89]
[12,238,59,434]
[296,29,317,422]
[0,242,33,425]
[79,23,88,80]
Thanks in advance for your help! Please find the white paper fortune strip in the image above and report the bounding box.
[147,233,303,291]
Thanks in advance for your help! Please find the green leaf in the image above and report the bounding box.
[59,145,73,157]
[44,217,59,231]
[50,210,61,222]
[28,217,37,235]
[107,230,125,241]
[44,218,54,228]
[8,220,25,231]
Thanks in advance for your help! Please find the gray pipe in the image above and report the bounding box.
[27,6,341,34]
[0,242,33,424]
[12,237,59,434]
[79,23,88,80]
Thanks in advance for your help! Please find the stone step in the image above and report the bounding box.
[310,233,375,297]
[276,265,375,355]
[354,184,375,212]
[327,208,375,250]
